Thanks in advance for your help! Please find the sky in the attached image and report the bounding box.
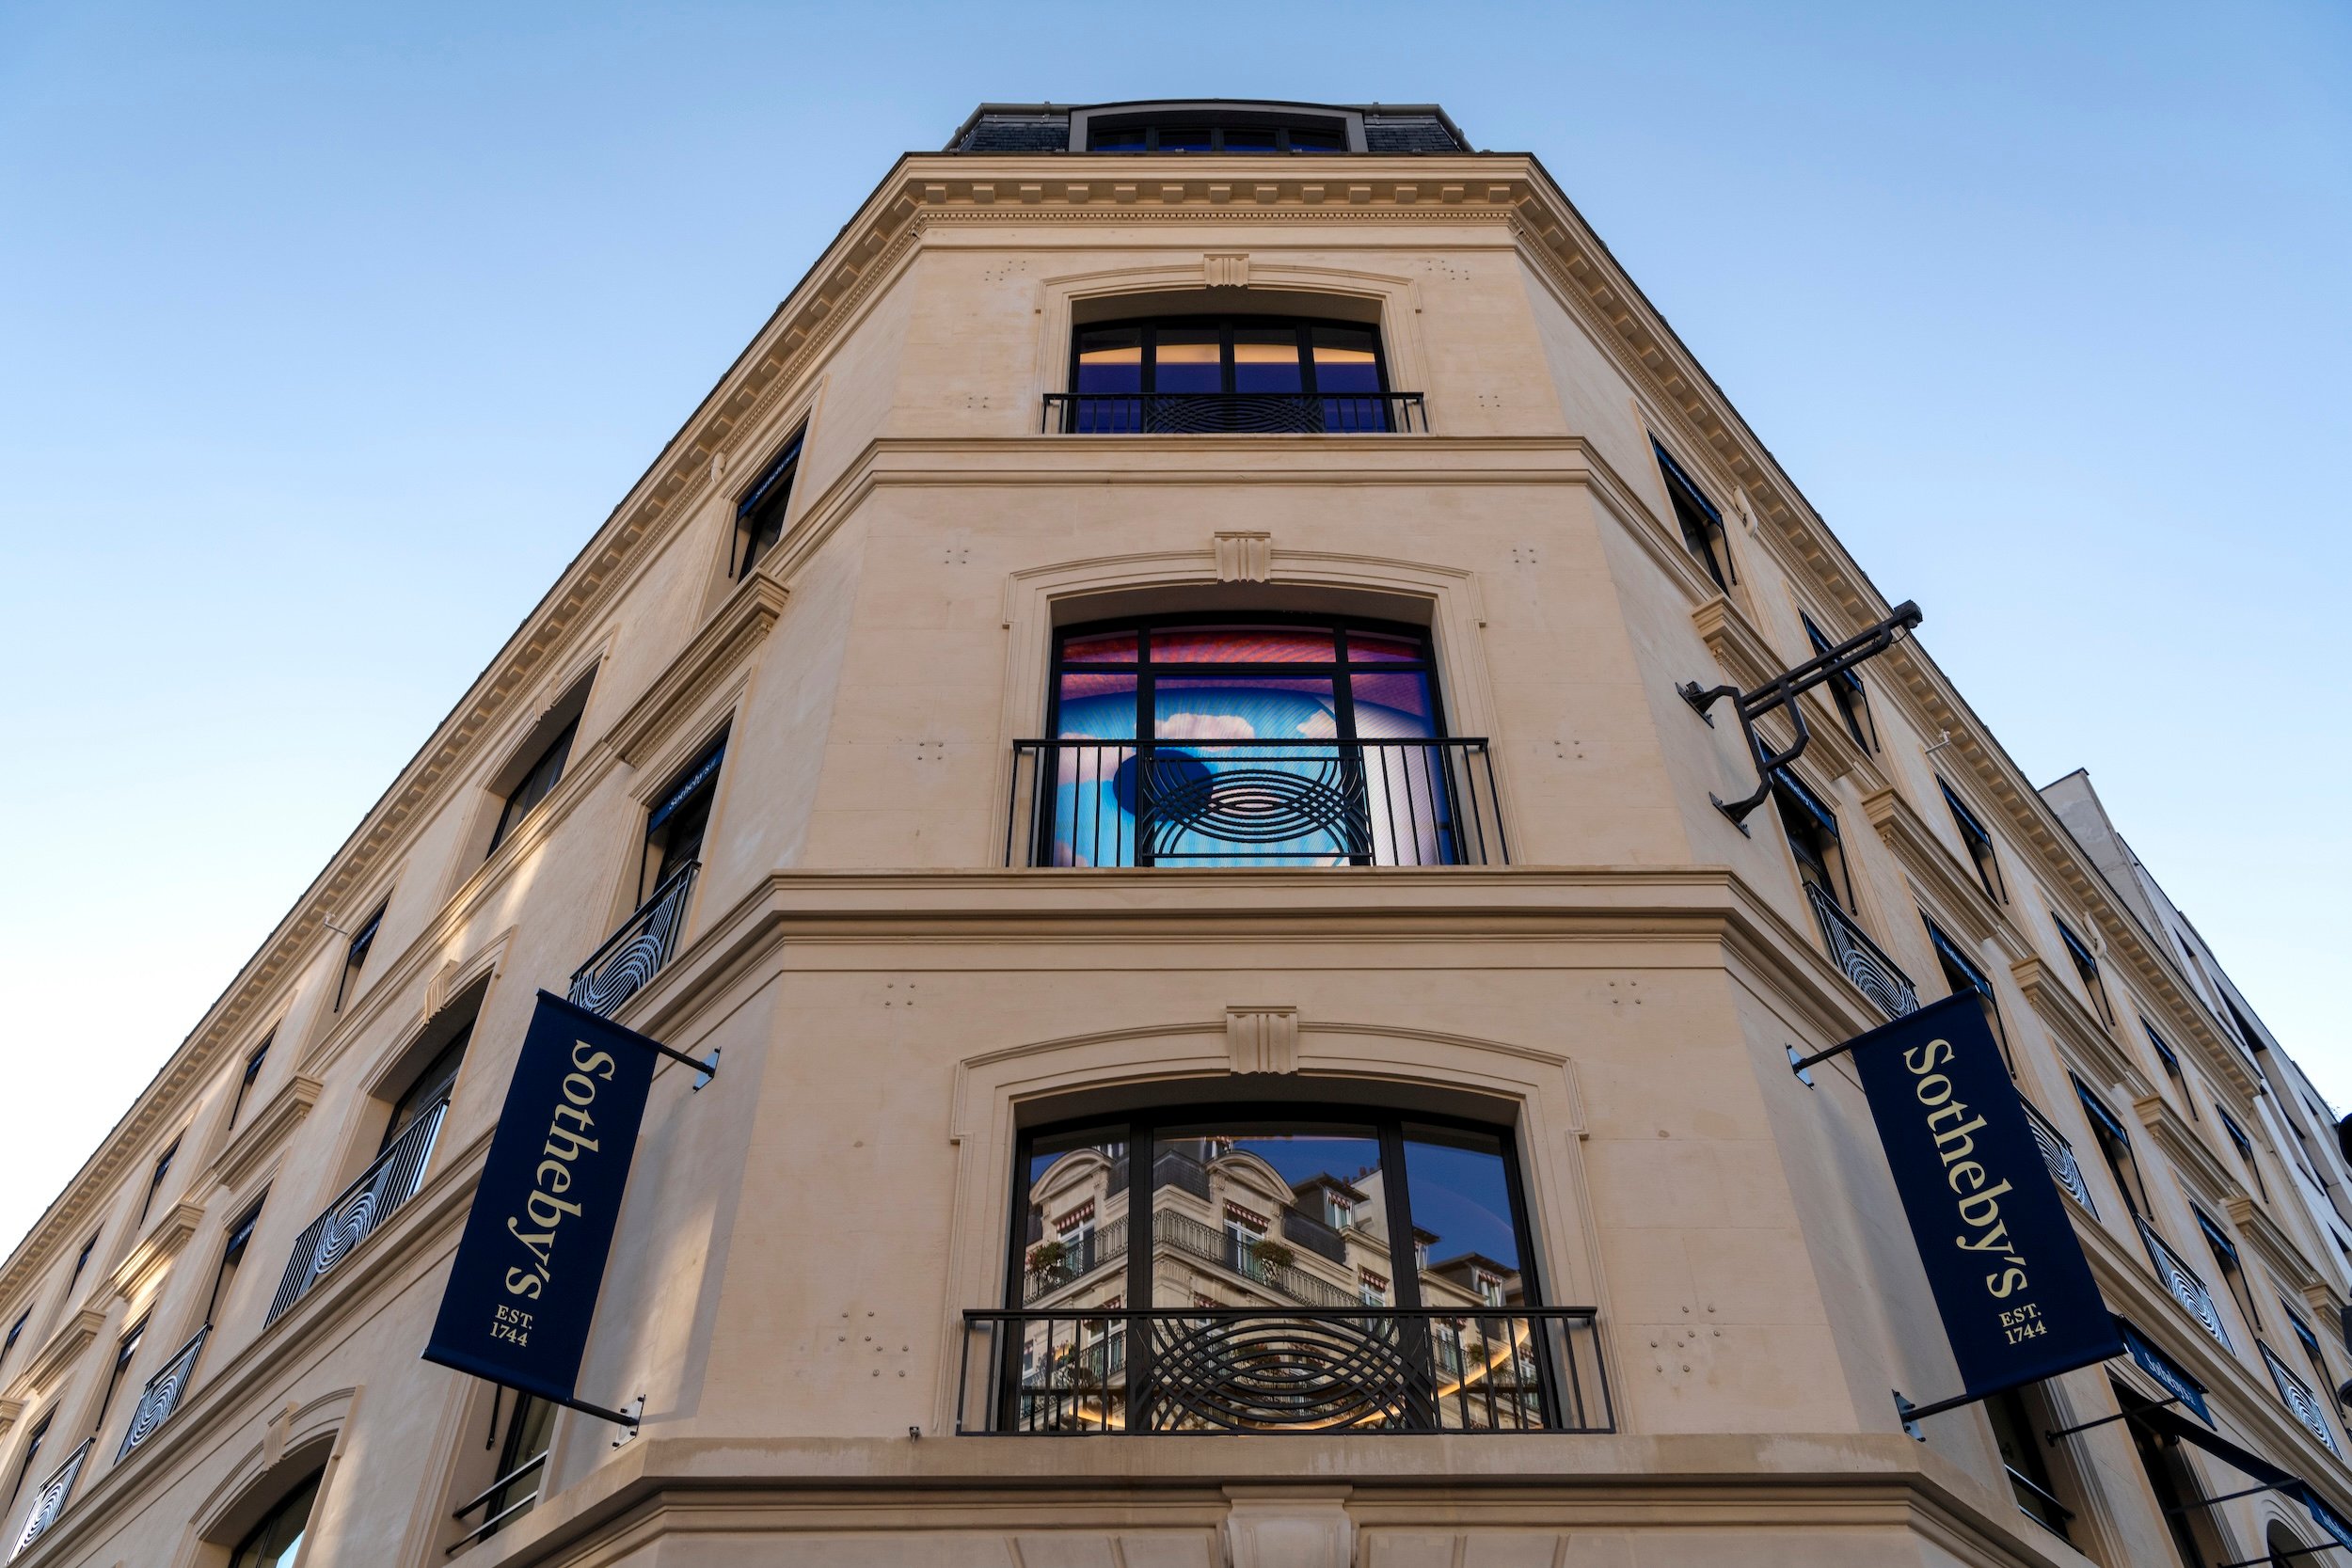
[1,1,2346,1255]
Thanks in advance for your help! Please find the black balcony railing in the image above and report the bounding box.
[1007,738,1506,869]
[264,1100,448,1327]
[568,861,698,1016]
[1803,883,1919,1020]
[1043,392,1426,435]
[8,1438,91,1561]
[959,1307,1610,1435]
[116,1325,209,1461]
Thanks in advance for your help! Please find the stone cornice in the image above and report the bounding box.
[201,1074,321,1196]
[2137,1095,2240,1212]
[605,574,788,765]
[2229,1195,2324,1301]
[2014,957,2149,1103]
[7,1307,103,1404]
[105,1200,202,1307]
[1690,594,1777,691]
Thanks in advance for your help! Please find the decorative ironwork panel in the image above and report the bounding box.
[116,1325,209,1461]
[958,1308,1611,1436]
[1009,738,1506,869]
[1804,883,1920,1020]
[2138,1219,2231,1350]
[1044,392,1426,435]
[568,861,698,1017]
[264,1100,448,1326]
[8,1438,91,1561]
[2020,1100,2099,1219]
[2263,1343,2342,1455]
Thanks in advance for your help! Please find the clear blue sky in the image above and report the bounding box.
[2,2,2345,1253]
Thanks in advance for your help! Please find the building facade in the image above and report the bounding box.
[2,98,2346,1568]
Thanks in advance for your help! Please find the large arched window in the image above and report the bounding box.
[1023,616,1503,868]
[228,1468,320,1568]
[1057,315,1419,433]
[972,1101,1603,1434]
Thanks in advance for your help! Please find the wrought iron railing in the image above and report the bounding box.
[1007,738,1507,869]
[264,1100,448,1327]
[2137,1218,2231,1350]
[2262,1343,2343,1455]
[958,1307,1610,1435]
[1042,392,1427,435]
[1803,882,1919,1020]
[447,1449,548,1554]
[2020,1100,2099,1219]
[116,1325,209,1461]
[8,1439,91,1560]
[568,861,698,1016]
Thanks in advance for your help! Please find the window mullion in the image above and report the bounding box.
[1378,1122,1423,1310]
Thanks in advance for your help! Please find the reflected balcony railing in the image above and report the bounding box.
[8,1439,92,1561]
[1007,738,1507,869]
[2020,1100,2099,1220]
[568,860,698,1017]
[1042,391,1427,435]
[1025,1218,1129,1304]
[1803,882,1919,1020]
[264,1100,448,1327]
[2137,1217,2231,1350]
[116,1325,209,1461]
[959,1307,1610,1435]
[2262,1343,2342,1456]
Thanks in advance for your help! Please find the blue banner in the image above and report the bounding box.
[1849,992,2122,1400]
[423,991,659,1409]
[2114,1315,2211,1424]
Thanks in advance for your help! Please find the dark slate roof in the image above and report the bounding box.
[959,112,1072,153]
[1362,114,1463,154]
[947,102,1471,154]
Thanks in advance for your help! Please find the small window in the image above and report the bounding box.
[0,1309,26,1372]
[334,902,386,1013]
[1802,613,1877,751]
[1772,768,1852,911]
[8,1413,51,1509]
[94,1316,147,1432]
[733,430,804,578]
[486,718,578,858]
[2196,1209,2261,1333]
[1652,441,1732,590]
[381,1026,469,1156]
[640,736,725,906]
[1084,116,1349,153]
[2075,1077,2150,1217]
[206,1200,263,1325]
[1984,1385,2072,1538]
[2218,1110,2268,1200]
[136,1137,181,1227]
[2286,1306,2335,1403]
[69,1233,98,1289]
[2055,917,2114,1025]
[1937,779,2006,902]
[457,1392,555,1544]
[228,1468,322,1568]
[228,1035,273,1130]
[1926,918,2012,1069]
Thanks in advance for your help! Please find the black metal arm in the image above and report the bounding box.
[1681,600,1923,826]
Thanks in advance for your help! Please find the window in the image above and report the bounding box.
[2076,1078,2151,1217]
[2123,1385,2225,1566]
[486,718,578,858]
[69,1233,97,1289]
[2285,1307,2337,1412]
[228,1035,272,1129]
[2196,1209,2260,1334]
[1937,779,2005,901]
[8,1413,50,1508]
[1041,616,1459,868]
[382,1027,469,1156]
[228,1468,321,1568]
[1926,918,2011,1069]
[456,1392,555,1545]
[1772,768,1853,911]
[732,429,803,578]
[1652,440,1732,590]
[1067,316,1393,432]
[137,1138,181,1227]
[1802,613,1877,751]
[2055,916,2113,1025]
[1984,1385,2072,1537]
[93,1317,146,1433]
[640,736,725,906]
[334,902,385,1013]
[1085,112,1347,153]
[0,1309,25,1372]
[207,1200,263,1325]
[2218,1110,2268,1200]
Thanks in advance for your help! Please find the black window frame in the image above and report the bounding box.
[1937,778,2006,902]
[228,1034,272,1130]
[732,428,804,580]
[2054,916,2113,1024]
[2074,1075,2152,1218]
[2217,1108,2266,1199]
[8,1412,51,1508]
[334,901,386,1013]
[1651,439,1733,591]
[486,717,580,859]
[1069,315,1391,400]
[2195,1207,2261,1333]
[1771,766,1853,911]
[380,1024,470,1157]
[1084,112,1349,154]
[1802,613,1877,751]
[136,1136,181,1227]
[93,1315,147,1433]
[206,1197,264,1325]
[0,1309,26,1372]
[639,733,727,907]
[69,1233,97,1289]
[1925,917,2013,1070]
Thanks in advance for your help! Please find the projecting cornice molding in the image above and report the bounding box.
[2227,1193,2323,1303]
[107,1200,203,1307]
[202,1074,321,1196]
[2137,1095,2238,1213]
[2015,958,2148,1106]
[1861,788,2027,964]
[605,573,788,767]
[8,1307,103,1404]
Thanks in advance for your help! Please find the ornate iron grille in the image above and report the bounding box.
[264,1100,448,1326]
[2262,1343,2342,1455]
[2137,1218,2231,1350]
[1802,883,1919,1019]
[8,1439,91,1561]
[1043,392,1426,435]
[568,860,698,1016]
[2020,1099,2099,1219]
[958,1307,1611,1436]
[115,1325,209,1461]
[1008,739,1506,869]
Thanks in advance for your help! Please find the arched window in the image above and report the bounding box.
[228,1467,320,1568]
[1023,616,1503,867]
[1057,316,1418,433]
[968,1101,1605,1435]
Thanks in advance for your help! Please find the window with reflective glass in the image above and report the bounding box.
[488,719,578,858]
[1772,768,1852,911]
[1938,778,2005,901]
[229,1034,272,1129]
[229,1469,320,1568]
[1802,613,1876,750]
[1066,316,1394,432]
[381,1026,469,1155]
[334,902,385,1013]
[733,430,803,578]
[640,736,724,905]
[1926,917,2013,1070]
[1652,440,1731,590]
[1085,118,1349,153]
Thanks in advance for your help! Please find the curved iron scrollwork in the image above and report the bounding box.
[264,1100,447,1326]
[1045,392,1426,436]
[1135,751,1372,858]
[116,1326,209,1461]
[1148,1314,1421,1431]
[1804,884,1920,1021]
[568,861,698,1017]
[9,1438,92,1560]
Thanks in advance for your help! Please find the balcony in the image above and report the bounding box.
[115,1325,208,1461]
[958,1307,1610,1435]
[2262,1343,2343,1456]
[1042,391,1426,435]
[1007,739,1506,868]
[2021,1100,2099,1219]
[263,1100,447,1327]
[568,860,698,1017]
[1803,882,1919,1020]
[8,1439,91,1561]
[2137,1217,2231,1350]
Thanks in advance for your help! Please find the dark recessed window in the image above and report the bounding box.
[1802,613,1876,751]
[137,1137,181,1226]
[69,1233,98,1289]
[0,1309,27,1372]
[2055,917,2113,1025]
[2196,1208,2260,1333]
[733,430,803,578]
[1985,1385,2073,1538]
[1937,779,2005,902]
[228,1469,322,1568]
[206,1198,263,1325]
[2218,1109,2267,1201]
[1926,918,2012,1070]
[1652,440,1732,591]
[641,736,726,906]
[2144,1022,2181,1077]
[2286,1307,2336,1411]
[487,719,578,859]
[472,1393,556,1541]
[1772,768,1852,911]
[2074,1077,2150,1218]
[381,1026,470,1156]
[1067,316,1393,432]
[334,902,386,1013]
[229,1035,272,1130]
[1086,117,1346,153]
[8,1413,51,1509]
[94,1316,146,1431]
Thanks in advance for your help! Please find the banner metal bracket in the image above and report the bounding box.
[2216,1543,2343,1568]
[1894,1387,1980,1439]
[2045,1394,2182,1445]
